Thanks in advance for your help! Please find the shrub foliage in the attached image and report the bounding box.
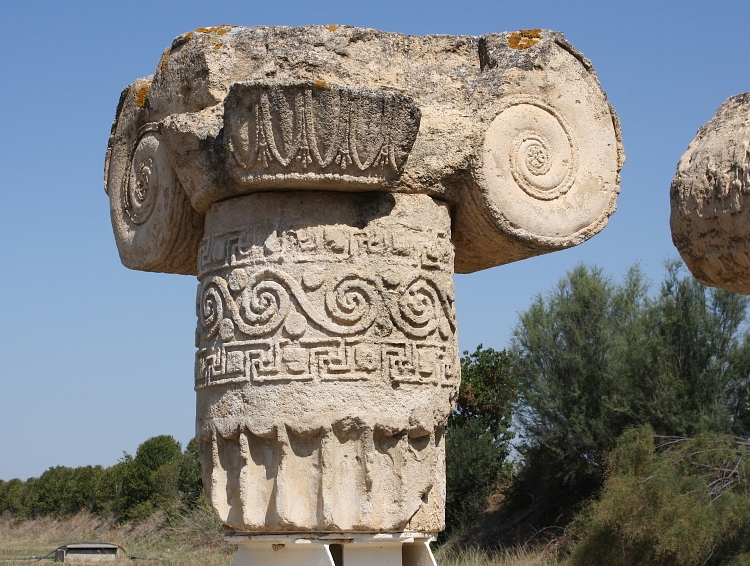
[510,262,750,524]
[445,346,516,536]
[569,426,750,566]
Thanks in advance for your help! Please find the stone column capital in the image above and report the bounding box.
[671,93,750,294]
[105,25,623,276]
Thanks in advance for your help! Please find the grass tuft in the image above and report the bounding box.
[436,545,562,566]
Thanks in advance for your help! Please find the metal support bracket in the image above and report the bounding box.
[226,532,437,566]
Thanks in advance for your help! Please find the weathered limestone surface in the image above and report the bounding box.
[671,93,750,293]
[106,25,623,275]
[104,25,622,537]
[197,191,454,531]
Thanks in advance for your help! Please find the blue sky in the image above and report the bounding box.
[1,0,748,480]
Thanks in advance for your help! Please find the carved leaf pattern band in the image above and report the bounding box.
[225,83,420,177]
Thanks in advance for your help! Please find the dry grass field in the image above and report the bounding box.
[0,512,561,566]
[0,508,233,566]
[436,546,561,566]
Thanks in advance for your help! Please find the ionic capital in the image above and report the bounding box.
[105,25,623,276]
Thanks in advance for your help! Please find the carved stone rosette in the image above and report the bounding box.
[196,191,456,532]
[104,24,622,562]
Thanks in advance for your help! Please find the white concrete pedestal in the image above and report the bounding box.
[226,533,437,566]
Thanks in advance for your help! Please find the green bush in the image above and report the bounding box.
[510,262,750,527]
[0,478,27,517]
[568,426,750,566]
[446,419,508,534]
[178,438,204,507]
[29,465,107,517]
[452,346,516,437]
[444,346,516,536]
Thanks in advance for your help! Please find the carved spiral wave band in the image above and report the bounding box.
[393,276,452,338]
[325,274,382,330]
[200,286,224,338]
[239,279,291,328]
[199,267,455,339]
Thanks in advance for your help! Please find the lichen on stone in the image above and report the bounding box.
[136,82,150,108]
[195,24,234,36]
[508,29,542,50]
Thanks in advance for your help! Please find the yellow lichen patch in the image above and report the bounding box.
[314,79,327,88]
[214,42,223,50]
[157,47,171,75]
[327,24,339,32]
[136,82,151,108]
[195,24,234,35]
[508,29,542,50]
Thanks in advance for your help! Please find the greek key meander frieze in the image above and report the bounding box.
[196,338,457,387]
[198,225,452,275]
[195,263,457,389]
[225,83,420,182]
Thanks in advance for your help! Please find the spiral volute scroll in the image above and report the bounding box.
[199,283,225,339]
[239,279,291,330]
[481,96,583,207]
[502,101,579,201]
[106,91,204,275]
[452,89,620,273]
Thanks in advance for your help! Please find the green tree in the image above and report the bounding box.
[445,346,516,536]
[0,434,205,522]
[0,478,28,517]
[28,465,106,517]
[641,261,750,436]
[510,262,750,528]
[119,435,184,520]
[177,438,203,508]
[452,346,516,438]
